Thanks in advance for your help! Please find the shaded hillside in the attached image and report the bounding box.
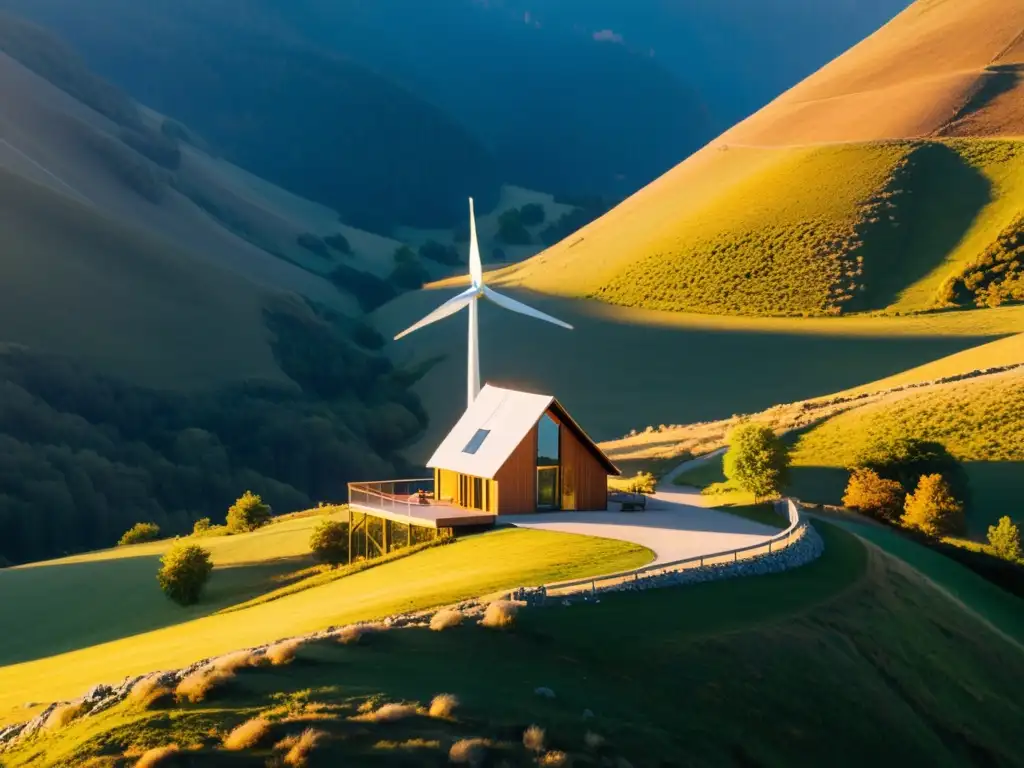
[496,0,1024,316]
[0,0,501,231]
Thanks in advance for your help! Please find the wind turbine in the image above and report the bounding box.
[394,198,573,408]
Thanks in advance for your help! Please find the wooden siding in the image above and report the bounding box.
[557,413,609,511]
[493,425,538,515]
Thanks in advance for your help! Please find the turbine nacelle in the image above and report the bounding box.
[394,197,573,406]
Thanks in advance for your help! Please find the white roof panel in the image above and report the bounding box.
[427,384,554,479]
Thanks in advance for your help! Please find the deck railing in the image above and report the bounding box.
[347,478,436,522]
[541,498,808,596]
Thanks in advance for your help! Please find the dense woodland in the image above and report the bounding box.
[0,306,430,565]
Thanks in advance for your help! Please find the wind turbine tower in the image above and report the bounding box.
[394,198,573,407]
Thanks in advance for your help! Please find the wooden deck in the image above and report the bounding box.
[348,479,496,529]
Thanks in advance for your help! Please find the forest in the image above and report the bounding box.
[0,305,431,565]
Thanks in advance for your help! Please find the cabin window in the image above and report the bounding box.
[537,413,561,509]
[463,428,491,454]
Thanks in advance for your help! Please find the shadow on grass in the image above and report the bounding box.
[0,553,312,667]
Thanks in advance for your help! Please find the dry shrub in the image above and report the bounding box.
[266,639,304,666]
[540,751,570,766]
[277,728,327,767]
[583,731,606,750]
[481,600,520,629]
[353,702,418,723]
[223,716,272,750]
[213,649,264,674]
[449,738,493,766]
[134,744,180,767]
[523,724,546,752]
[429,608,463,631]
[44,702,86,730]
[428,693,459,719]
[336,624,381,645]
[130,677,175,710]
[175,668,231,703]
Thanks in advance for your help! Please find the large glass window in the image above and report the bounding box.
[537,414,560,509]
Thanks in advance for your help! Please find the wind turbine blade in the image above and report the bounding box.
[481,286,573,330]
[468,197,483,289]
[394,287,477,340]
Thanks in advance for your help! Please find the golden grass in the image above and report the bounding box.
[481,600,520,629]
[523,724,546,752]
[174,668,231,704]
[428,608,463,631]
[352,703,418,723]
[428,693,459,719]
[43,702,85,731]
[375,738,442,750]
[539,751,570,766]
[222,716,272,750]
[449,738,494,767]
[129,676,174,711]
[212,649,264,674]
[133,745,180,768]
[277,728,327,767]
[335,624,382,646]
[265,639,304,667]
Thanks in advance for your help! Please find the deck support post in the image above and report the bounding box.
[383,520,391,554]
[348,506,353,565]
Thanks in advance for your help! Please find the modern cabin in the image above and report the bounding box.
[428,384,619,515]
[346,385,620,558]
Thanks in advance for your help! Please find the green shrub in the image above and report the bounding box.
[351,321,385,351]
[842,468,906,523]
[393,245,417,264]
[118,522,161,546]
[324,233,352,255]
[854,437,969,505]
[310,520,349,565]
[519,203,546,227]
[390,259,430,291]
[941,213,1024,308]
[226,491,272,533]
[419,240,461,265]
[497,209,532,245]
[157,543,214,606]
[901,474,965,537]
[192,518,212,535]
[987,516,1023,562]
[297,234,331,259]
[627,472,657,494]
[329,265,398,312]
[723,423,790,501]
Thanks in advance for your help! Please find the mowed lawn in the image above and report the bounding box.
[0,524,651,723]
[10,523,1024,767]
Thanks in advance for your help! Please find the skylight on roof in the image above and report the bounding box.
[463,428,490,454]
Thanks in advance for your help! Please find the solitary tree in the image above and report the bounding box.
[987,516,1022,562]
[226,491,272,533]
[842,468,906,523]
[157,543,213,606]
[310,520,349,565]
[723,423,790,502]
[901,474,964,537]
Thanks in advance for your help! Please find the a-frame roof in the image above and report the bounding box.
[427,384,620,479]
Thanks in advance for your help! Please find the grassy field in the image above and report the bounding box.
[0,520,651,724]
[790,372,1024,534]
[377,283,1023,461]
[7,522,1024,767]
[483,0,1024,319]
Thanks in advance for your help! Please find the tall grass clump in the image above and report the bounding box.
[276,728,327,767]
[353,702,418,723]
[223,717,272,750]
[481,600,520,629]
[133,745,181,767]
[429,608,463,631]
[523,724,546,752]
[449,738,493,766]
[129,676,174,710]
[44,702,86,730]
[428,693,459,719]
[266,639,304,666]
[175,668,231,703]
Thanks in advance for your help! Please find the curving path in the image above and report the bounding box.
[501,452,778,565]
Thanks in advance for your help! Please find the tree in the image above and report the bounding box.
[324,232,352,255]
[310,519,349,565]
[296,233,331,258]
[393,245,416,264]
[901,474,964,537]
[389,259,430,291]
[118,522,161,546]
[226,491,272,533]
[192,517,212,536]
[842,468,906,523]
[157,543,213,606]
[987,516,1022,562]
[519,203,546,227]
[854,437,969,505]
[497,209,532,245]
[723,423,790,501]
[419,240,461,266]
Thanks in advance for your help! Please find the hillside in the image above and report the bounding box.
[789,371,1024,535]
[493,0,1024,317]
[3,522,1023,765]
